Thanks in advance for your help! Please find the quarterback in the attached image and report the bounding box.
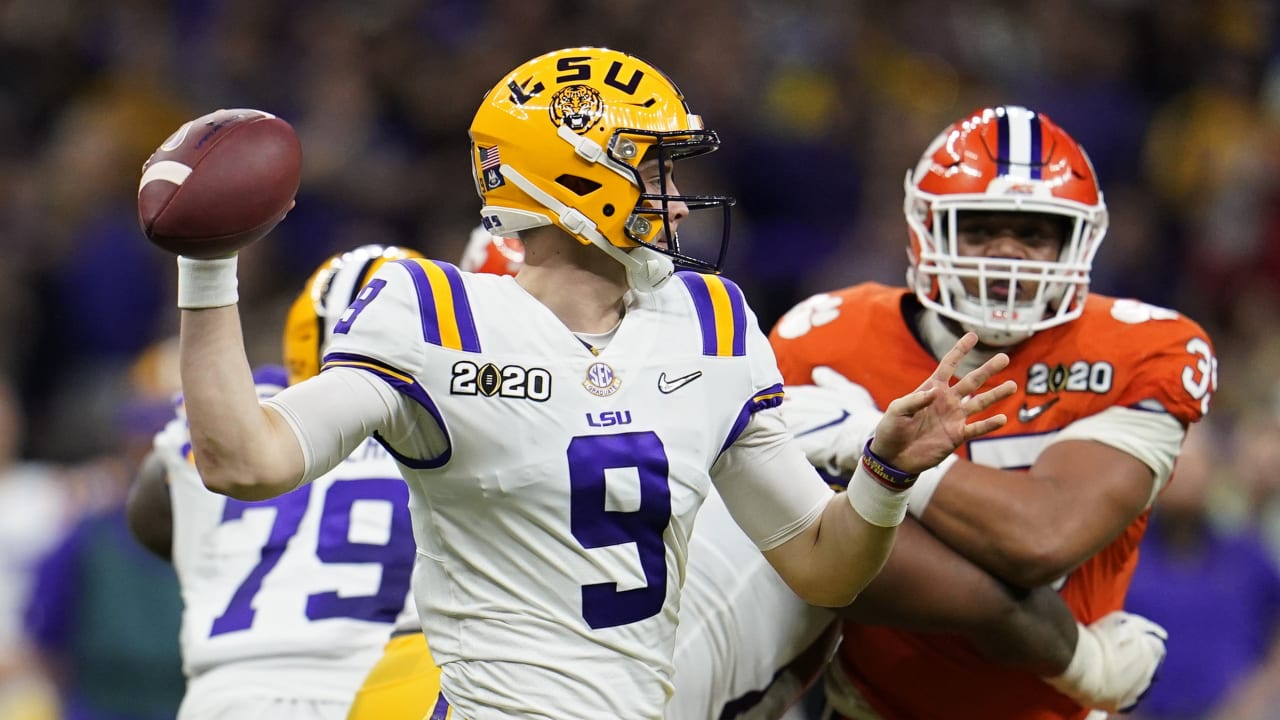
[163,48,1015,719]
[772,105,1216,719]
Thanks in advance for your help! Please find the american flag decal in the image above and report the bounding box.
[480,145,501,170]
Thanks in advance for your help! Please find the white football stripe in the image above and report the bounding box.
[1005,106,1033,179]
[138,160,192,192]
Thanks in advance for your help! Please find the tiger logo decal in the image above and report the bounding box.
[549,84,604,134]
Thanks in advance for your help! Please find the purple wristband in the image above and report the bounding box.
[860,438,918,490]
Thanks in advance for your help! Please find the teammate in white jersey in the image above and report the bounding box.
[127,247,425,720]
[164,47,1018,719]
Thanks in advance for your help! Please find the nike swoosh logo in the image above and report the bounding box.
[794,410,851,438]
[657,370,703,394]
[1017,397,1060,423]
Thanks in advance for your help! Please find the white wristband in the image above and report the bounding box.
[846,462,911,528]
[906,453,957,519]
[177,255,239,309]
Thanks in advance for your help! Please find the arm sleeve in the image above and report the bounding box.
[263,367,446,483]
[1052,405,1186,507]
[711,408,834,551]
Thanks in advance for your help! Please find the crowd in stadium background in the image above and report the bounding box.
[2,1,1280,718]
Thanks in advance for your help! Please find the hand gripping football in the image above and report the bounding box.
[138,108,302,258]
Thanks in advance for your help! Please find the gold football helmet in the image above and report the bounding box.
[282,244,423,385]
[469,47,733,291]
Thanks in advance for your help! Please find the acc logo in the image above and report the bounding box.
[451,361,551,402]
[583,361,621,397]
[549,84,604,134]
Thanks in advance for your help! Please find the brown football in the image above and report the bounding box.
[138,108,302,258]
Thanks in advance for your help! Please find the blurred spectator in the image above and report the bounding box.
[0,378,63,720]
[21,342,186,720]
[1123,418,1280,719]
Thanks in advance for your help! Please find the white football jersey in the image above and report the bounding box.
[158,366,416,710]
[321,260,797,720]
[670,487,836,720]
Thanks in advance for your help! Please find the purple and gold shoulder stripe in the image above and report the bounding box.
[318,351,452,469]
[677,271,747,357]
[398,259,482,353]
[750,383,784,412]
[720,383,785,454]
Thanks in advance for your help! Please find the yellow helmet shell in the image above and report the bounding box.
[468,47,711,252]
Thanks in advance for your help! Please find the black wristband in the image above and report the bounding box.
[860,437,918,490]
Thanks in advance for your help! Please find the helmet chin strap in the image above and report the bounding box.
[492,164,674,292]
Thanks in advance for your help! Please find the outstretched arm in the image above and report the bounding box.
[180,300,307,500]
[758,333,1014,608]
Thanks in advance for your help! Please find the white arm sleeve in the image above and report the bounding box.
[711,408,834,551]
[263,367,411,483]
[1052,406,1186,507]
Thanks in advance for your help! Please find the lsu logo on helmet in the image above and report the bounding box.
[549,85,605,134]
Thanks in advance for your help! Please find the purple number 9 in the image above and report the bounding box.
[568,432,671,629]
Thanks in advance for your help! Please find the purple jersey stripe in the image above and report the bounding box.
[397,259,482,353]
[678,272,720,355]
[718,383,784,455]
[429,692,452,720]
[399,259,443,347]
[678,272,723,356]
[722,276,748,357]
[321,351,452,469]
[434,261,482,353]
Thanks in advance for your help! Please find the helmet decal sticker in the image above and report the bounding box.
[508,77,545,105]
[479,145,504,190]
[549,84,605,134]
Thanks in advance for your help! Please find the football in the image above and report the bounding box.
[138,108,302,258]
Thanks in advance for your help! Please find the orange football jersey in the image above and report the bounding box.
[769,283,1216,720]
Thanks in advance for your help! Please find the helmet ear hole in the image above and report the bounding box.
[555,174,601,196]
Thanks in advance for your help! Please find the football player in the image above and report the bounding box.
[771,105,1216,719]
[163,47,1018,719]
[127,245,423,720]
[349,231,837,720]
